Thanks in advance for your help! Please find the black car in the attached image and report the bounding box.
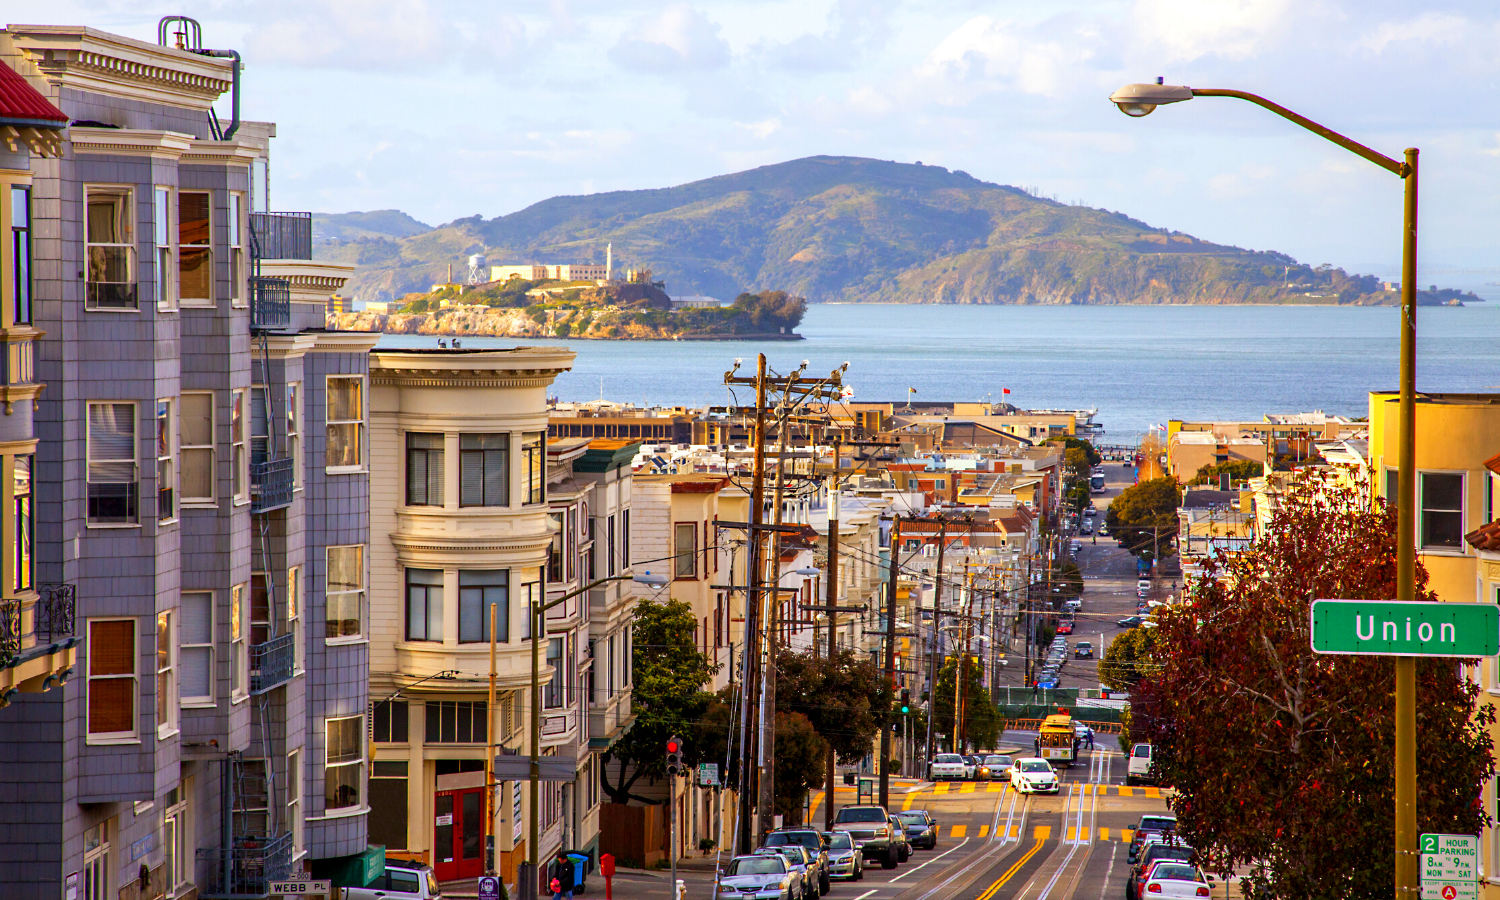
[895,810,938,850]
[1117,615,1144,628]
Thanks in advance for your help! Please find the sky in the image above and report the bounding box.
[16,0,1500,276]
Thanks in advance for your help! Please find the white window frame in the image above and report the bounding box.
[288,565,304,674]
[288,382,303,490]
[1418,469,1467,555]
[156,610,178,738]
[156,398,176,524]
[87,401,140,527]
[154,186,175,312]
[82,821,112,900]
[325,544,365,643]
[324,714,366,814]
[232,389,249,504]
[288,747,303,856]
[180,590,215,708]
[163,786,189,891]
[230,191,247,308]
[177,189,214,308]
[86,617,139,744]
[325,376,366,473]
[179,391,216,506]
[230,583,248,702]
[84,184,138,312]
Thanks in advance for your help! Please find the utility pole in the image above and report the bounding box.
[879,515,901,809]
[823,440,840,831]
[735,354,769,853]
[924,519,947,765]
[954,561,972,754]
[485,603,498,877]
[757,401,794,837]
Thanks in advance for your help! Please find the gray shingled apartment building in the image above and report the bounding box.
[0,20,377,899]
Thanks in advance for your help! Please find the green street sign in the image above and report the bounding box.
[1311,600,1498,657]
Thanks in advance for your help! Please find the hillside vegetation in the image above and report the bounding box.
[317,156,1478,307]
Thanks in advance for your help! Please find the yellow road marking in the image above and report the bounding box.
[974,839,1046,900]
[987,783,1004,792]
[961,782,977,794]
[1144,787,1161,798]
[901,792,916,811]
[1078,827,1090,841]
[1123,829,1135,842]
[1099,827,1110,841]
[1010,825,1020,838]
[1033,825,1051,840]
[1119,786,1134,796]
[1067,827,1076,841]
[934,783,949,794]
[978,824,989,837]
[808,791,823,820]
[950,824,967,837]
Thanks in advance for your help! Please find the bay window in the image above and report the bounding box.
[85,187,136,309]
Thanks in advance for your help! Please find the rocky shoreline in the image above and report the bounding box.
[327,306,804,340]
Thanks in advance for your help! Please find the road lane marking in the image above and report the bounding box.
[950,824,967,837]
[979,825,989,837]
[887,837,970,883]
[1123,829,1135,842]
[961,782,977,794]
[1034,825,1052,839]
[1067,827,1076,841]
[934,782,949,794]
[987,783,1004,792]
[853,891,877,900]
[974,839,1047,900]
[901,792,916,811]
[1144,787,1161,798]
[1096,841,1118,900]
[1099,827,1109,840]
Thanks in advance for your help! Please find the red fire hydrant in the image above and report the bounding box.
[600,853,615,900]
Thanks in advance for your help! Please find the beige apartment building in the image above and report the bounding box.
[365,346,586,888]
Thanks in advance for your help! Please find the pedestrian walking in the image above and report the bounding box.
[1086,728,1094,750]
[552,851,575,900]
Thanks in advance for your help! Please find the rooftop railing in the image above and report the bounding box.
[249,212,313,261]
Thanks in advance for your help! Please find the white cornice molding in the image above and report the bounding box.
[309,331,382,354]
[371,348,577,382]
[11,25,233,110]
[370,373,566,389]
[69,127,193,160]
[181,138,260,167]
[260,333,321,359]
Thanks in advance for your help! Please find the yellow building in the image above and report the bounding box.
[1464,456,1500,891]
[1367,392,1500,604]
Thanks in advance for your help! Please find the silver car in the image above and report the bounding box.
[716,855,800,900]
[757,846,815,899]
[822,830,864,881]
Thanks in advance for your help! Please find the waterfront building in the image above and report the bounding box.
[0,21,375,899]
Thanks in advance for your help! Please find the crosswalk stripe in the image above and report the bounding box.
[1067,827,1076,841]
[1034,825,1051,840]
[961,782,976,794]
[1144,787,1161,798]
[987,783,1004,792]
[978,825,989,837]
[1099,828,1109,841]
[1123,829,1135,842]
[935,783,949,794]
[950,824,967,837]
[1010,825,1020,838]
[1119,786,1135,796]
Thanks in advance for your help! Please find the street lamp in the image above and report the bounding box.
[1110,78,1420,898]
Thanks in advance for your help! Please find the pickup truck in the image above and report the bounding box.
[342,861,442,900]
[832,805,900,869]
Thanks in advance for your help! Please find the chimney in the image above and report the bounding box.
[606,242,613,281]
[1219,472,1231,491]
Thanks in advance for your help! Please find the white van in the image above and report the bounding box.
[1126,743,1155,786]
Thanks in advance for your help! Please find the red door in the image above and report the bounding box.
[433,787,485,882]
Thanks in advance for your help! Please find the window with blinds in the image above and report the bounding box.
[87,619,136,738]
[405,568,442,642]
[13,455,30,593]
[325,716,364,810]
[178,191,212,304]
[459,569,507,643]
[406,433,444,506]
[460,434,508,507]
[326,545,364,639]
[180,392,215,502]
[179,592,213,705]
[674,522,697,579]
[87,402,138,523]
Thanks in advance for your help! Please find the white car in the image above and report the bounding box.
[1127,743,1155,785]
[822,830,864,881]
[717,855,800,900]
[1073,722,1093,743]
[929,753,967,781]
[1009,758,1060,794]
[1140,862,1211,898]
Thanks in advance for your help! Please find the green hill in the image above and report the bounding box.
[318,156,1469,307]
[313,209,433,243]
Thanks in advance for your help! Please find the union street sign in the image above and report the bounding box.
[1310,600,1498,658]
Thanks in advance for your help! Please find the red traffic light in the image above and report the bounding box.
[666,740,680,753]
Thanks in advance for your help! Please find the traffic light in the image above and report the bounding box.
[900,690,910,715]
[666,735,683,777]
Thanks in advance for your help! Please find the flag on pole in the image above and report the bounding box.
[1002,388,1011,395]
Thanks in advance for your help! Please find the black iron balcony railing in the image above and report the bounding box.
[250,632,295,693]
[197,831,293,898]
[250,276,291,332]
[250,457,295,514]
[0,600,20,663]
[249,211,313,261]
[35,583,77,643]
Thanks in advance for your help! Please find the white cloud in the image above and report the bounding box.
[738,118,783,139]
[1358,12,1467,54]
[243,0,529,71]
[609,3,730,73]
[1129,0,1291,64]
[916,15,1098,101]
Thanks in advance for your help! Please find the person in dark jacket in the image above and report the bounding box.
[553,852,575,900]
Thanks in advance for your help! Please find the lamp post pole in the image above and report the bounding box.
[1109,81,1420,898]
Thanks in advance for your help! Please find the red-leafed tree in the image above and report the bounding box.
[1133,472,1494,900]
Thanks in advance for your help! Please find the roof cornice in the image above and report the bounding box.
[69,127,192,160]
[9,25,233,110]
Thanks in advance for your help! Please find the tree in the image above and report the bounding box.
[694,690,828,822]
[1054,561,1084,598]
[775,649,891,764]
[1049,436,1102,468]
[931,654,1000,752]
[1132,473,1494,899]
[601,600,722,805]
[732,291,807,331]
[1105,476,1180,562]
[1098,626,1155,692]
[1189,459,1264,486]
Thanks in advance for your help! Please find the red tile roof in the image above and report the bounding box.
[1467,519,1500,554]
[0,61,67,125]
[1486,452,1500,476]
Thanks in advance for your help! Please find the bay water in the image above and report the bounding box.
[377,303,1500,440]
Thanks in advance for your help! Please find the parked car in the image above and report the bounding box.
[962,756,981,780]
[1056,621,1074,635]
[821,830,863,881]
[716,854,800,900]
[1098,523,1109,536]
[1036,676,1060,689]
[1084,506,1097,518]
[1127,813,1179,863]
[1074,641,1093,659]
[1009,758,1060,794]
[896,809,938,849]
[756,846,816,899]
[1117,615,1144,628]
[1140,863,1212,899]
[928,752,967,781]
[1129,842,1198,900]
[832,805,899,868]
[980,754,1013,782]
[887,814,912,863]
[344,861,442,900]
[1127,743,1156,785]
[763,828,831,895]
